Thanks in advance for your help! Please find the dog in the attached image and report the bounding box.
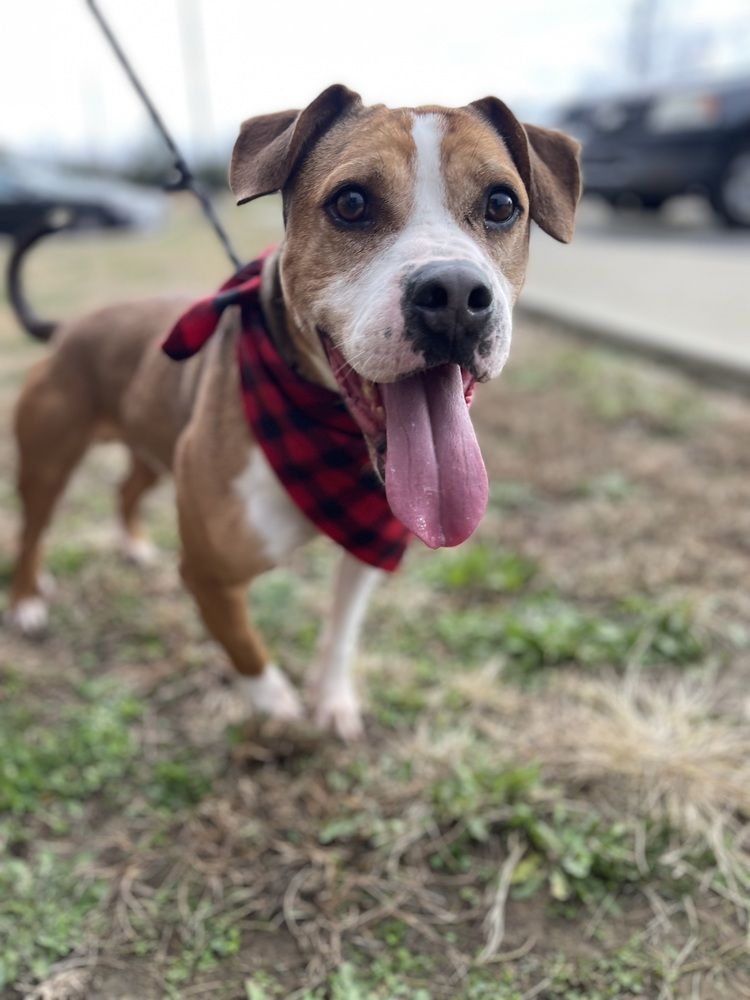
[6,85,580,740]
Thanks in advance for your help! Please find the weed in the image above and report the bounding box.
[252,570,320,660]
[162,916,241,999]
[573,358,708,435]
[427,754,681,909]
[434,595,704,678]
[46,543,90,577]
[509,801,661,905]
[371,684,427,728]
[0,681,141,823]
[0,682,144,986]
[245,973,284,1000]
[579,470,635,501]
[509,345,709,436]
[145,757,214,813]
[0,852,107,990]
[430,761,541,823]
[422,541,538,597]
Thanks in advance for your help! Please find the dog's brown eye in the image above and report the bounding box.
[485,188,517,225]
[330,187,368,224]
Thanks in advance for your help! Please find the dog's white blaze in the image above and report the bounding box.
[233,449,315,564]
[410,113,451,228]
[325,112,514,383]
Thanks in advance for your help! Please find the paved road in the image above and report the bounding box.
[520,196,750,379]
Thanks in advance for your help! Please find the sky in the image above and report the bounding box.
[1,0,749,166]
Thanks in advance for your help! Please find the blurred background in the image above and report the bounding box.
[0,0,748,367]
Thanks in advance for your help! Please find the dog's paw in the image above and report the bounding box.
[314,685,364,742]
[240,664,303,722]
[119,532,158,567]
[6,596,49,635]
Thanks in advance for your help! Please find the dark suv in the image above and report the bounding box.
[560,75,750,227]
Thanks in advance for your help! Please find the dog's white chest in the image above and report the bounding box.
[233,448,316,564]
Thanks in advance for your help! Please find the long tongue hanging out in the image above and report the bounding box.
[381,364,488,549]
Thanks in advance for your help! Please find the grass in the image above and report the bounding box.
[506,344,710,437]
[1,199,750,998]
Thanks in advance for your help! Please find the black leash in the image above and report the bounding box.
[86,0,242,270]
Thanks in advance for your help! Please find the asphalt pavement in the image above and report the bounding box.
[520,196,750,382]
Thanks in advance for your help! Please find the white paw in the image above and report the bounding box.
[239,664,303,722]
[119,533,157,567]
[6,596,49,635]
[314,684,364,742]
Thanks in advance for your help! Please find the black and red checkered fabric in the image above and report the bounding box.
[162,255,410,572]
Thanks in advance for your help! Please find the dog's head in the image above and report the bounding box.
[230,85,580,549]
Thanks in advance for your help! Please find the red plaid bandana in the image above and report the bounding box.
[162,256,410,572]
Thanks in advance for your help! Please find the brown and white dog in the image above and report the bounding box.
[6,85,580,740]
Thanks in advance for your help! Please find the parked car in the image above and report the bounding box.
[1,153,165,340]
[559,75,750,227]
[0,152,164,238]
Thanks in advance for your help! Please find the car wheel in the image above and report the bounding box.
[713,147,750,228]
[638,195,666,212]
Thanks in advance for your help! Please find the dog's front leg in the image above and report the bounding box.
[308,551,383,741]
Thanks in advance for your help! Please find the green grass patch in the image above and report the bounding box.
[578,470,635,501]
[252,569,321,661]
[0,682,141,987]
[0,851,108,991]
[46,543,90,577]
[0,677,216,989]
[145,756,215,813]
[0,681,142,824]
[508,346,709,436]
[431,595,704,678]
[421,540,538,597]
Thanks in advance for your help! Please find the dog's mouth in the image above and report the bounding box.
[321,333,488,549]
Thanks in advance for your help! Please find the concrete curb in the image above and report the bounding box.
[518,293,750,396]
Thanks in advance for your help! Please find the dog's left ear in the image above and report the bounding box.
[470,97,581,243]
[230,84,363,204]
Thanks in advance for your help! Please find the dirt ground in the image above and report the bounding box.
[1,204,749,999]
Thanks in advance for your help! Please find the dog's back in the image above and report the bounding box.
[31,296,195,459]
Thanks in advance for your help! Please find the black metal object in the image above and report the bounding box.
[86,0,241,268]
[6,213,71,341]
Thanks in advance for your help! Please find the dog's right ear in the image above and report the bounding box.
[230,84,362,205]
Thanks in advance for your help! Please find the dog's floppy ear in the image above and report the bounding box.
[469,97,581,243]
[230,84,363,205]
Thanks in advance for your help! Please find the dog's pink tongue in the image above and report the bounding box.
[382,364,487,549]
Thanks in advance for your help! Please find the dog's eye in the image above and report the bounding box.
[329,186,369,225]
[485,187,518,226]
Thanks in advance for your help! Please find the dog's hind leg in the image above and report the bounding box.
[8,360,93,632]
[307,551,383,741]
[117,451,161,566]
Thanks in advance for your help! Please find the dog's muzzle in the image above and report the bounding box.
[402,260,495,370]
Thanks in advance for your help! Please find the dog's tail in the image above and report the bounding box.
[6,214,65,342]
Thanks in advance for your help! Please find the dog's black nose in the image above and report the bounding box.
[406,261,494,342]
